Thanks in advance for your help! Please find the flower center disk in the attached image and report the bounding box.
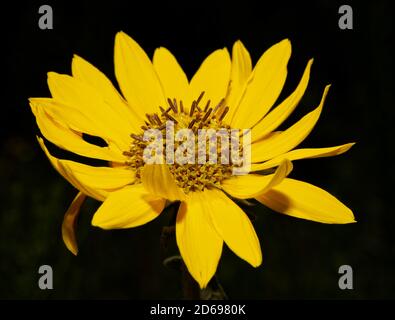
[123,92,239,193]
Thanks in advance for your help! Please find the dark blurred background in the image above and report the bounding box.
[0,0,393,299]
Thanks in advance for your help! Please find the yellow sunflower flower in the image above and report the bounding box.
[29,31,355,289]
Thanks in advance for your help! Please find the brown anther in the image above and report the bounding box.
[164,113,178,124]
[158,123,167,130]
[212,98,225,115]
[123,151,133,156]
[167,98,177,113]
[189,101,196,116]
[196,91,205,105]
[218,106,230,121]
[202,108,212,123]
[159,106,166,114]
[188,119,196,128]
[180,100,184,113]
[204,99,211,112]
[141,125,148,131]
[153,114,162,125]
[173,99,178,113]
[146,114,155,124]
[131,133,144,141]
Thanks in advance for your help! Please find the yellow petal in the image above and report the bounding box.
[72,54,141,132]
[114,32,166,117]
[252,143,355,171]
[222,159,293,199]
[256,131,283,142]
[226,40,252,122]
[46,73,132,150]
[62,192,86,256]
[32,98,125,155]
[30,99,125,162]
[153,47,189,102]
[58,160,135,190]
[251,59,313,142]
[205,189,262,267]
[31,97,102,139]
[231,39,291,129]
[251,85,330,163]
[37,137,109,201]
[176,192,223,288]
[256,178,355,224]
[188,48,231,110]
[92,184,165,229]
[141,164,186,201]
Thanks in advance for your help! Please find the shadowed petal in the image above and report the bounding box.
[141,164,186,201]
[256,178,355,224]
[37,137,132,201]
[222,159,293,199]
[62,192,86,256]
[204,189,262,267]
[92,184,165,229]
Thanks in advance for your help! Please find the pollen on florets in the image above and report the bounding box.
[123,92,243,193]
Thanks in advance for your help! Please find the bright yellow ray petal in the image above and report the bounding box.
[251,59,313,142]
[231,39,291,129]
[62,192,86,256]
[114,32,166,117]
[204,189,262,267]
[31,97,116,148]
[176,192,223,288]
[30,99,125,162]
[255,131,283,143]
[58,160,135,190]
[251,85,330,163]
[37,137,109,201]
[226,40,252,122]
[256,178,355,224]
[72,54,141,132]
[251,143,355,171]
[153,47,189,102]
[222,159,293,199]
[91,184,165,229]
[188,48,231,110]
[46,73,132,150]
[141,164,186,201]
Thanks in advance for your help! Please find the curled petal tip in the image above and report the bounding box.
[281,38,291,47]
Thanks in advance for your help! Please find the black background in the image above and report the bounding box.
[0,0,393,299]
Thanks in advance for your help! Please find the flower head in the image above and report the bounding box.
[29,32,355,288]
